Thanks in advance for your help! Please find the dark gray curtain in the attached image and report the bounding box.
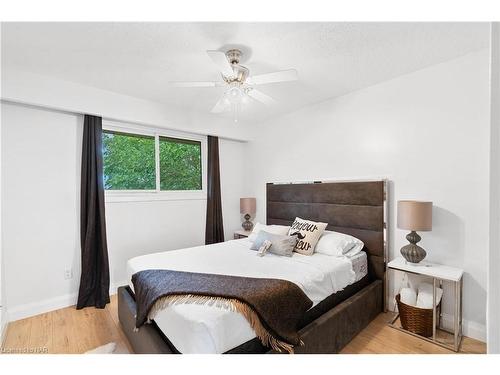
[205,135,225,244]
[77,115,110,309]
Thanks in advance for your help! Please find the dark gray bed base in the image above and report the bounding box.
[118,279,383,354]
[295,280,382,353]
[118,180,387,354]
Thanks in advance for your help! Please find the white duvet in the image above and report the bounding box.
[127,238,358,353]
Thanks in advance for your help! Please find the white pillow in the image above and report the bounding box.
[248,223,290,242]
[315,230,364,257]
[343,242,364,257]
[288,217,328,256]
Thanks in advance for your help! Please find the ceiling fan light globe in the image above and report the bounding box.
[227,86,243,104]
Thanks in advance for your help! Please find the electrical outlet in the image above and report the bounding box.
[64,268,73,280]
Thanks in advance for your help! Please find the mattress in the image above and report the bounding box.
[351,251,368,282]
[126,238,368,354]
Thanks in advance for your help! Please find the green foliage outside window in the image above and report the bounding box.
[102,131,202,191]
[102,131,156,190]
[159,137,202,190]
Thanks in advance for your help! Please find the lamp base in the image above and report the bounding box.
[400,230,427,263]
[242,214,254,231]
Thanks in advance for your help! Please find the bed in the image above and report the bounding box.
[118,180,388,354]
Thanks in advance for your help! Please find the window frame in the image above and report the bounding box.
[102,120,207,202]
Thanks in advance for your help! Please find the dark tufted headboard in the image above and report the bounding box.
[266,180,387,287]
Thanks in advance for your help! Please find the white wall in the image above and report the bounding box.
[1,101,246,320]
[0,105,4,342]
[219,139,250,241]
[246,50,490,341]
[106,199,207,286]
[0,25,7,342]
[1,103,82,319]
[487,23,500,353]
[1,68,253,142]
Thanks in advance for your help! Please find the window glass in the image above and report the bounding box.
[102,131,156,190]
[159,136,202,191]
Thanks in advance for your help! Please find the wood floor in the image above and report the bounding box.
[1,295,133,354]
[340,313,485,354]
[1,296,486,354]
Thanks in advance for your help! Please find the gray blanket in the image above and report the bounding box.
[131,269,313,353]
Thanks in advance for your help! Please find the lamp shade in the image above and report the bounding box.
[397,200,433,231]
[240,197,256,215]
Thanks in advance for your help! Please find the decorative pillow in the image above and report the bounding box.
[315,230,364,257]
[249,230,297,257]
[247,222,290,242]
[288,217,327,255]
[256,240,273,257]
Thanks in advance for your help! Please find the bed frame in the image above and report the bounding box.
[118,179,388,354]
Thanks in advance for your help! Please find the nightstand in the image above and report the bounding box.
[234,230,252,239]
[387,257,463,352]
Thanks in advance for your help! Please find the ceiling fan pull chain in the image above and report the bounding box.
[233,103,239,123]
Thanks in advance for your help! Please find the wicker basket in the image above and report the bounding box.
[395,294,440,337]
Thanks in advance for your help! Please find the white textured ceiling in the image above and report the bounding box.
[1,22,490,123]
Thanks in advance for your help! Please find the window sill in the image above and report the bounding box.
[105,191,207,203]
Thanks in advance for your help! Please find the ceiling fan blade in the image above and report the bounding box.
[247,89,276,106]
[207,50,234,77]
[211,96,229,113]
[247,69,298,85]
[170,81,219,88]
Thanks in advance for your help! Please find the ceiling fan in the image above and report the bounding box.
[170,49,298,120]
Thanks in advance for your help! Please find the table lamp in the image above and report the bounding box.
[240,197,256,231]
[397,200,433,264]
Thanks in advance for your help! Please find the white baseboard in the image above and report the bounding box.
[110,280,128,295]
[7,292,78,322]
[440,313,486,343]
[388,296,486,343]
[6,281,128,322]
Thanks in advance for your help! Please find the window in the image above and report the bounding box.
[102,122,206,200]
[103,131,156,190]
[159,137,202,190]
